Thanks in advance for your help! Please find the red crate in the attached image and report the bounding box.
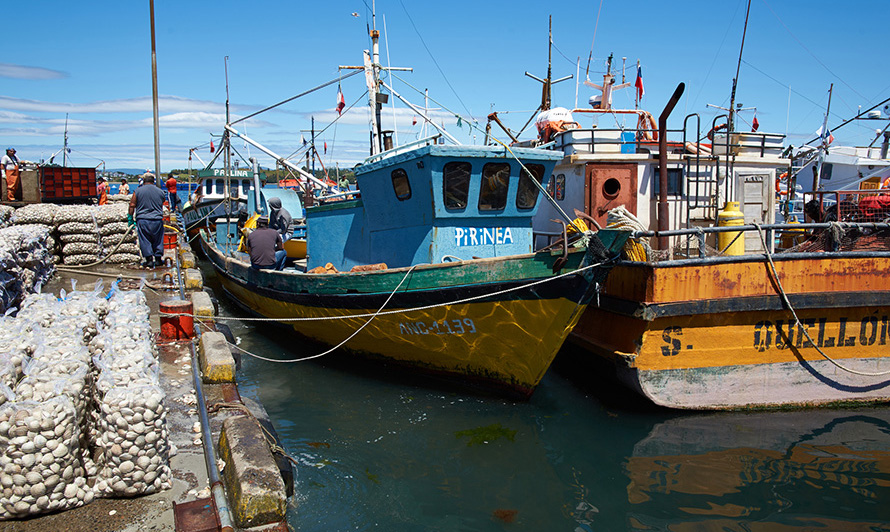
[40,166,98,202]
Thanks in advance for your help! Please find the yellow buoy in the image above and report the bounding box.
[717,201,745,256]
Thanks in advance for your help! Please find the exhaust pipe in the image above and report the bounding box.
[658,83,686,250]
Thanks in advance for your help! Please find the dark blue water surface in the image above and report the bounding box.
[212,286,890,531]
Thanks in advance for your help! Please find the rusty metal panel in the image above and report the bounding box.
[173,497,221,532]
[584,163,637,228]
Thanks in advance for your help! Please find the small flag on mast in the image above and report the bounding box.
[635,66,644,101]
[751,115,759,132]
[210,139,215,153]
[336,86,345,115]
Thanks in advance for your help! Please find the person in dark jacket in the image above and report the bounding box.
[247,216,286,270]
[267,197,293,241]
[128,173,167,268]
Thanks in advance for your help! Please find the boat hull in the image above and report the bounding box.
[570,254,890,409]
[204,232,626,396]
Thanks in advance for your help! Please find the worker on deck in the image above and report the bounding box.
[268,197,293,241]
[97,176,108,205]
[2,148,21,201]
[247,215,286,271]
[128,173,167,268]
[119,177,130,195]
[166,172,180,212]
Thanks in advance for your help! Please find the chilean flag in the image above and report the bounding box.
[336,87,345,115]
[635,66,644,101]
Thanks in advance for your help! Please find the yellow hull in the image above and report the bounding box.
[217,264,591,395]
[571,256,890,408]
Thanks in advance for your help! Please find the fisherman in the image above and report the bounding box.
[268,197,293,241]
[97,176,108,205]
[165,172,180,212]
[119,177,130,195]
[2,147,21,201]
[338,175,350,191]
[246,215,286,270]
[128,173,167,268]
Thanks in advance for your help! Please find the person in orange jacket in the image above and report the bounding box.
[2,148,21,201]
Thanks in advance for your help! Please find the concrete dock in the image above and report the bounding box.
[1,234,291,531]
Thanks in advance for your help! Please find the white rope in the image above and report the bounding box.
[161,255,612,324]
[754,222,890,377]
[215,265,418,363]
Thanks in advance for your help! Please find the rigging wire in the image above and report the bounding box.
[397,0,476,122]
[584,0,605,80]
[230,70,362,126]
[283,90,368,161]
[760,0,866,103]
[690,0,744,111]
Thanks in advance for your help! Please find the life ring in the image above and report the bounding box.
[636,112,658,141]
[706,123,727,141]
[776,172,789,196]
[882,176,890,189]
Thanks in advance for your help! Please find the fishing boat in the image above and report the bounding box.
[199,19,629,397]
[521,47,890,409]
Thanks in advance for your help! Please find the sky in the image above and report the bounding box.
[2,0,888,173]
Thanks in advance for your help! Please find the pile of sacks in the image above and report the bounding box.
[0,206,13,229]
[0,224,55,314]
[10,203,141,266]
[0,282,171,519]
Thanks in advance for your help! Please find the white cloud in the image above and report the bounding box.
[0,95,225,114]
[0,63,67,80]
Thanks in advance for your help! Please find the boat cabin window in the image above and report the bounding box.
[479,163,510,211]
[205,179,213,195]
[242,180,251,194]
[516,163,545,209]
[230,182,240,198]
[391,168,412,201]
[652,168,684,196]
[443,161,471,210]
[547,174,565,201]
[215,179,224,195]
[822,163,833,180]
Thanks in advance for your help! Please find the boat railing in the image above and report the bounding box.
[629,221,890,261]
[362,134,443,165]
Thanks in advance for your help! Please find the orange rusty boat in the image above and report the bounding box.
[525,69,890,409]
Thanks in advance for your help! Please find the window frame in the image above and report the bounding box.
[443,161,472,210]
[391,168,412,201]
[478,162,511,212]
[516,163,545,210]
[652,167,685,197]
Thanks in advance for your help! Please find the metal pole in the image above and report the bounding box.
[149,0,161,181]
[658,83,686,250]
[251,157,262,214]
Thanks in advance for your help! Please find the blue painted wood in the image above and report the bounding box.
[306,144,563,271]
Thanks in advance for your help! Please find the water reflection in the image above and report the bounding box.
[625,409,890,530]
[206,267,890,531]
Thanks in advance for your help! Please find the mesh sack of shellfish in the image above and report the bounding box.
[0,225,55,304]
[0,394,93,519]
[53,205,96,228]
[0,328,33,391]
[0,206,13,229]
[94,204,128,226]
[92,384,171,498]
[10,204,58,227]
[107,194,131,204]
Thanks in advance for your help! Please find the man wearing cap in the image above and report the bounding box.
[128,173,167,268]
[2,148,21,201]
[246,215,286,270]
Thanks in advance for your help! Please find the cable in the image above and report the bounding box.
[753,222,890,377]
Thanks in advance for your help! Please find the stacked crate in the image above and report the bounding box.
[41,167,98,202]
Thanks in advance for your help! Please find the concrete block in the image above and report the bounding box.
[218,415,287,528]
[190,290,216,319]
[185,267,204,290]
[199,331,235,383]
[180,250,196,269]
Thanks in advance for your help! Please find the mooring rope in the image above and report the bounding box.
[160,255,612,324]
[207,401,301,468]
[753,222,890,377]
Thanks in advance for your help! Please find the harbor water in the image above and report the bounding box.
[209,276,890,531]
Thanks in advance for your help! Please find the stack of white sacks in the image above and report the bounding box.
[0,282,171,519]
[0,224,55,313]
[10,203,141,267]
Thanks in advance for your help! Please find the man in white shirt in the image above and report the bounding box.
[1,148,20,201]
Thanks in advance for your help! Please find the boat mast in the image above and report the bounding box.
[728,0,751,135]
[813,83,833,192]
[62,114,69,167]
